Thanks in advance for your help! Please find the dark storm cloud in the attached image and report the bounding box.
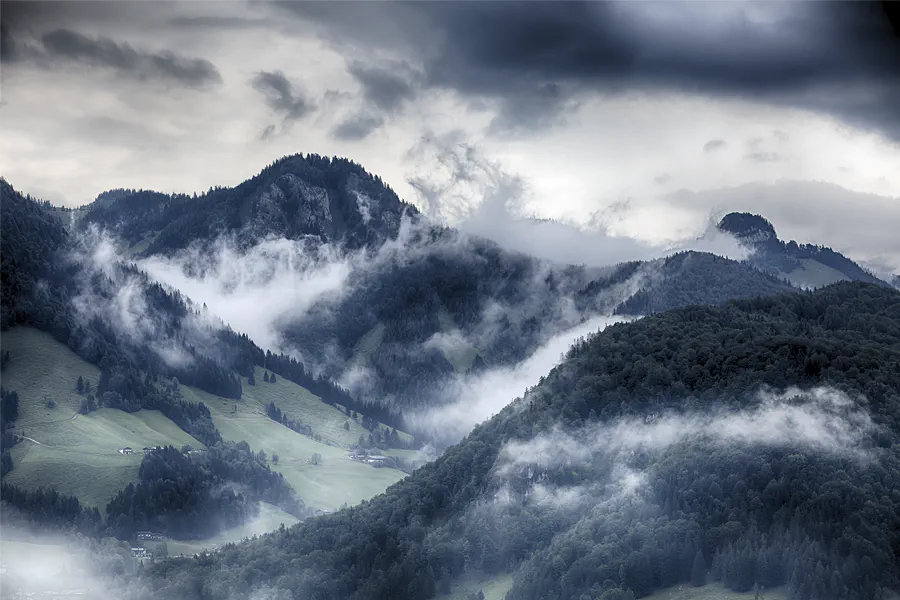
[168,15,269,30]
[280,1,900,139]
[251,70,313,122]
[347,61,418,114]
[703,139,727,153]
[41,29,222,87]
[331,112,385,141]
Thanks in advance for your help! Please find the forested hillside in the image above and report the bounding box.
[135,283,900,600]
[81,154,417,254]
[0,178,401,431]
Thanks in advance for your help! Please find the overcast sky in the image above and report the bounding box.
[2,1,899,272]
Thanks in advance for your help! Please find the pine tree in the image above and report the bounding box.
[263,371,270,383]
[691,550,707,587]
[270,373,277,383]
[77,376,84,394]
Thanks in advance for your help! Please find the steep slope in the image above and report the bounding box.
[718,212,887,288]
[1,179,405,433]
[139,283,900,600]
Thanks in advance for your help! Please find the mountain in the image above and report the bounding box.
[134,282,900,600]
[718,212,887,288]
[82,154,417,255]
[4,163,900,600]
[67,159,797,421]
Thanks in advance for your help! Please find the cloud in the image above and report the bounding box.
[409,314,631,443]
[655,180,900,275]
[138,235,353,354]
[745,151,782,164]
[331,112,384,141]
[406,131,749,266]
[703,139,727,153]
[251,70,313,125]
[0,527,131,599]
[496,386,878,480]
[347,60,418,114]
[38,28,222,87]
[284,2,900,139]
[68,226,231,370]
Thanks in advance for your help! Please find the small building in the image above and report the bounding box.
[143,446,163,456]
[118,447,133,455]
[131,547,148,558]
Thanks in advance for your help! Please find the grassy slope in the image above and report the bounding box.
[167,502,300,557]
[643,583,788,600]
[437,572,513,600]
[0,328,203,509]
[351,322,386,366]
[780,258,849,290]
[1,327,408,512]
[182,365,389,448]
[183,381,406,511]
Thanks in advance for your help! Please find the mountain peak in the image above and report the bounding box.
[717,212,778,245]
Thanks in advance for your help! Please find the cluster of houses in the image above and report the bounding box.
[117,446,166,456]
[118,446,207,456]
[349,451,391,466]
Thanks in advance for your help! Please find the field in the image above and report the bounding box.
[181,365,390,448]
[779,258,849,290]
[166,502,300,556]
[437,572,513,600]
[435,577,785,600]
[0,328,204,509]
[643,582,788,600]
[183,384,406,510]
[1,327,410,513]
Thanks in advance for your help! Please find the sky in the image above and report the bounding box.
[2,1,900,272]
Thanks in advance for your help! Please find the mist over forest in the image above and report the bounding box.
[2,2,900,600]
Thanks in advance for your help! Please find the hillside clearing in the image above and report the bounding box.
[437,572,513,600]
[0,328,203,509]
[643,583,788,600]
[167,502,299,556]
[194,395,406,511]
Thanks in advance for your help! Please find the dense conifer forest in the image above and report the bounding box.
[135,283,900,600]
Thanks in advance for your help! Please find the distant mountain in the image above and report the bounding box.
[718,212,888,288]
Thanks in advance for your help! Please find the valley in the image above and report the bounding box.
[2,157,899,600]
